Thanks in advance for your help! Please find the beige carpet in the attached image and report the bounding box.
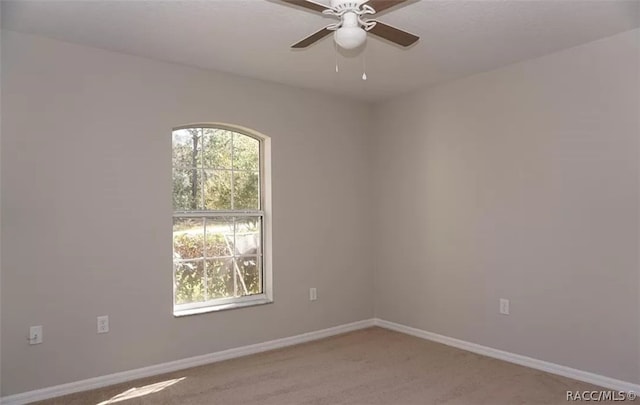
[34,327,613,405]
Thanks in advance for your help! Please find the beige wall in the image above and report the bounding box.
[0,11,3,398]
[372,28,640,383]
[0,30,374,395]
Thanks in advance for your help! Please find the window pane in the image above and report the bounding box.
[173,218,204,260]
[206,258,234,299]
[174,260,205,305]
[172,128,201,168]
[233,171,259,210]
[235,217,261,256]
[233,134,259,171]
[172,168,202,211]
[202,128,232,169]
[205,217,234,257]
[236,257,261,296]
[204,170,232,210]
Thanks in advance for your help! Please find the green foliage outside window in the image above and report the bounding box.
[172,128,259,211]
[173,232,261,304]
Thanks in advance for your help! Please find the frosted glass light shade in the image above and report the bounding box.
[334,26,367,50]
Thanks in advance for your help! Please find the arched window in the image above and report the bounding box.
[172,124,271,315]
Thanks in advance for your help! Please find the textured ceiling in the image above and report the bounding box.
[2,0,639,102]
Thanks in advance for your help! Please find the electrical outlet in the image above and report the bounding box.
[97,316,109,334]
[499,299,510,315]
[309,288,317,301]
[29,325,43,345]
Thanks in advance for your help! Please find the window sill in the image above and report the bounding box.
[173,297,273,317]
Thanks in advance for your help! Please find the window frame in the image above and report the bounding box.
[172,123,272,317]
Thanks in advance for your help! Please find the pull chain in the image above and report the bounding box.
[362,47,367,80]
[335,41,339,73]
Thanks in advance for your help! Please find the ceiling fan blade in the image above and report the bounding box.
[362,0,410,13]
[280,0,330,13]
[292,27,333,48]
[368,21,419,47]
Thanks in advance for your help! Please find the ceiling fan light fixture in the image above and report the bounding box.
[284,0,419,50]
[334,26,367,50]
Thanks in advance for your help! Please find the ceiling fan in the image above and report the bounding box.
[280,0,419,50]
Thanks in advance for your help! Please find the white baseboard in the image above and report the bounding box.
[0,319,375,405]
[4,318,638,404]
[374,318,640,394]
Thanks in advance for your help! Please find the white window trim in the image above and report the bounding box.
[172,123,273,317]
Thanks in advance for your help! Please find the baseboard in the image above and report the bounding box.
[4,318,638,404]
[374,318,640,393]
[0,319,376,405]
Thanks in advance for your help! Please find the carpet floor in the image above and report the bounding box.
[34,327,612,404]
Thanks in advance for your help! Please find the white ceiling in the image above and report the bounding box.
[2,0,639,102]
